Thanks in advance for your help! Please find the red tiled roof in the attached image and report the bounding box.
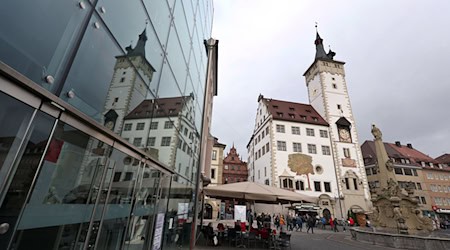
[124,96,191,120]
[386,143,435,163]
[361,140,442,167]
[262,98,328,126]
[435,154,450,164]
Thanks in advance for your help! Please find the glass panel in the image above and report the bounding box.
[162,177,194,249]
[123,166,166,249]
[12,122,112,249]
[0,107,55,249]
[143,0,172,47]
[61,14,153,137]
[93,148,139,250]
[183,0,196,37]
[0,92,36,193]
[157,59,183,99]
[96,0,163,97]
[173,1,191,59]
[166,28,188,92]
[0,0,90,93]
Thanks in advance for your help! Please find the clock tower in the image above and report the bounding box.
[103,28,156,134]
[303,30,371,216]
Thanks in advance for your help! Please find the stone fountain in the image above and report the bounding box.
[368,124,433,234]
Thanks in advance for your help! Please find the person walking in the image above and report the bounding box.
[275,215,280,230]
[279,215,286,232]
[333,217,339,232]
[306,215,315,234]
[296,215,303,232]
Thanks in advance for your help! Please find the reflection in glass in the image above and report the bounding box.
[93,148,138,250]
[0,100,55,249]
[12,122,111,249]
[120,94,200,180]
[96,0,163,97]
[0,92,35,193]
[143,0,172,47]
[61,14,156,137]
[124,166,161,249]
[162,176,195,249]
[166,26,188,92]
[0,0,90,92]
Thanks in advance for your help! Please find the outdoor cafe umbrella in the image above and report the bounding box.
[203,181,317,203]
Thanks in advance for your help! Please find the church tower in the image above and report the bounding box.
[303,29,371,216]
[103,28,156,134]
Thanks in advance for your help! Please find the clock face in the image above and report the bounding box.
[339,128,351,142]
[105,121,114,130]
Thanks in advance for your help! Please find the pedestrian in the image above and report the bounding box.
[342,218,347,232]
[333,217,339,232]
[306,215,315,234]
[329,217,334,231]
[275,215,280,230]
[280,215,286,232]
[348,217,355,226]
[296,215,303,232]
[321,217,327,229]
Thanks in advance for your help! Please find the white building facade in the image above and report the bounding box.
[248,31,371,219]
[248,96,340,217]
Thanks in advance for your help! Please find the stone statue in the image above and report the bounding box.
[385,158,394,171]
[371,124,382,140]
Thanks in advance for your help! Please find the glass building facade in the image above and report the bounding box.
[0,0,215,249]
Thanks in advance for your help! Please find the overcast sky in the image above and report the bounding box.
[210,0,450,160]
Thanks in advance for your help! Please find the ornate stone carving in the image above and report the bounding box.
[385,158,394,171]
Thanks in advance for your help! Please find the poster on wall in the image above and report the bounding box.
[152,213,165,250]
[234,205,247,222]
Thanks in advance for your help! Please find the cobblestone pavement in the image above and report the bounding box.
[195,226,402,250]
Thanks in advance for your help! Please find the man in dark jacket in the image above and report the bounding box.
[306,215,315,234]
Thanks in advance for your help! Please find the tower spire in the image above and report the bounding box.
[126,23,148,58]
[313,24,336,60]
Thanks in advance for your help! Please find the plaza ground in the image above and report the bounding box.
[196,225,450,250]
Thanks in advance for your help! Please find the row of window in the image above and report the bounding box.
[257,167,268,179]
[255,142,270,160]
[224,165,245,171]
[127,136,171,147]
[426,172,450,181]
[421,161,447,169]
[434,197,450,206]
[365,167,419,176]
[255,126,270,145]
[344,177,360,190]
[224,176,246,183]
[123,121,174,131]
[275,125,328,138]
[429,184,450,193]
[279,178,332,193]
[393,167,418,176]
[276,141,331,155]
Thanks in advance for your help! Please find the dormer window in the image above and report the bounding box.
[312,117,318,122]
[289,113,295,118]
[305,109,312,113]
[273,105,279,109]
[277,112,283,117]
[289,107,295,111]
[300,115,307,120]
